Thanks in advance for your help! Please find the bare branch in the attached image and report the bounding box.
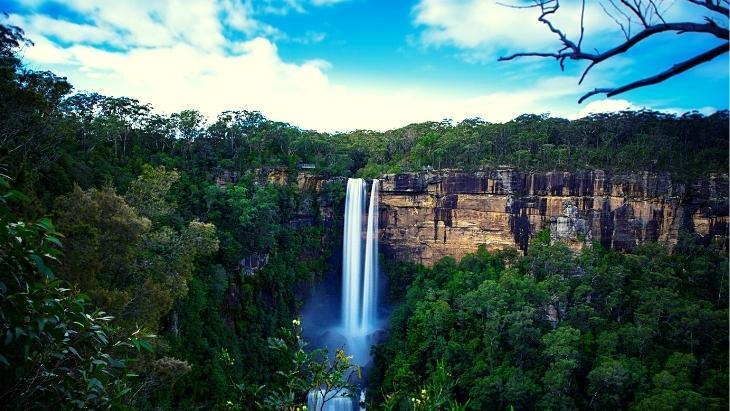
[608,0,635,36]
[499,0,728,103]
[500,21,728,63]
[578,61,598,84]
[621,0,649,27]
[601,1,631,38]
[650,1,668,24]
[686,0,730,16]
[578,0,587,47]
[578,42,729,102]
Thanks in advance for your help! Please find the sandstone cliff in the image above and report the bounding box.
[219,168,728,266]
[378,170,728,265]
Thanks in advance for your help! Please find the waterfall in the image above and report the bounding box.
[361,179,379,333]
[341,178,379,336]
[306,178,379,411]
[341,178,365,334]
[307,388,354,411]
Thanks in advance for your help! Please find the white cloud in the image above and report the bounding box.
[14,0,258,49]
[28,27,629,131]
[412,0,618,60]
[11,0,713,132]
[309,0,349,6]
[7,14,121,46]
[21,25,695,132]
[258,0,350,15]
[570,99,717,120]
[21,28,597,131]
[411,0,728,66]
[571,99,636,119]
[410,0,717,64]
[292,31,327,44]
[221,0,284,37]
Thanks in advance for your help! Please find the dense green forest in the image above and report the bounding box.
[370,235,728,410]
[1,20,728,410]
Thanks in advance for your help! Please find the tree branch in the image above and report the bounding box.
[499,0,728,103]
[500,21,729,63]
[686,0,730,16]
[578,41,729,102]
[620,0,649,27]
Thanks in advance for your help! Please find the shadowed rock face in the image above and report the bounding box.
[377,170,728,266]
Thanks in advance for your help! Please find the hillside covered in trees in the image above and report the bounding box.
[1,20,728,410]
[371,235,728,409]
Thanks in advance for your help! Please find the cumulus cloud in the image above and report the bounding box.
[11,0,227,49]
[20,30,587,131]
[570,99,717,120]
[9,0,712,132]
[412,0,619,60]
[570,99,638,119]
[258,0,350,15]
[409,0,714,64]
[7,14,121,47]
[18,32,710,131]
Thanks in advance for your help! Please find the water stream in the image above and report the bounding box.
[306,178,381,411]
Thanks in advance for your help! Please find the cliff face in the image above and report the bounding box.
[378,170,728,265]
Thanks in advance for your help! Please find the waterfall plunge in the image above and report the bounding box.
[341,178,379,336]
[361,179,379,333]
[306,178,380,411]
[341,178,364,334]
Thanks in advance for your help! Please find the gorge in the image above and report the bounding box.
[295,168,728,409]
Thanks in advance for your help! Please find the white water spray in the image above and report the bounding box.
[307,178,380,411]
[341,179,365,334]
[341,178,379,336]
[361,180,379,333]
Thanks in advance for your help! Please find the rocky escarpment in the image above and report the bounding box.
[379,170,728,265]
[215,168,728,266]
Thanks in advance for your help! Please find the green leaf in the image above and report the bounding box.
[30,254,54,278]
[139,339,153,352]
[37,318,47,333]
[3,190,28,203]
[107,357,125,368]
[95,330,109,345]
[87,377,103,391]
[68,346,81,359]
[36,218,54,232]
[45,235,63,248]
[0,354,9,367]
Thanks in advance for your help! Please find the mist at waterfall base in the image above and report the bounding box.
[301,178,388,409]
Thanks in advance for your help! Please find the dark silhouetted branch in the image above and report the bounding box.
[499,0,729,102]
[578,41,729,102]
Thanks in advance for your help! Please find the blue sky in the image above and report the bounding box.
[3,0,728,131]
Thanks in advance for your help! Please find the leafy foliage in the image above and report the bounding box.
[0,177,153,409]
[261,319,361,410]
[371,240,728,410]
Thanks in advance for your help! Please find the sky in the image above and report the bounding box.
[2,0,728,132]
